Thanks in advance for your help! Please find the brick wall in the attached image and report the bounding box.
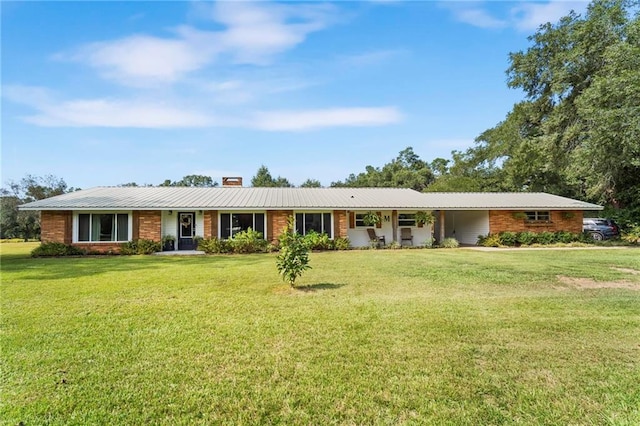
[203,210,217,238]
[267,210,292,242]
[333,210,347,238]
[134,210,162,241]
[40,211,72,244]
[489,210,583,234]
[73,242,122,253]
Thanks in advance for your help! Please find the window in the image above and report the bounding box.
[355,213,373,227]
[525,211,550,222]
[398,213,416,227]
[295,213,332,236]
[78,213,129,242]
[220,213,265,239]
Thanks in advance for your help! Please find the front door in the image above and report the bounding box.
[178,212,197,250]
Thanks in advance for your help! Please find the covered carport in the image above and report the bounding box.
[434,210,490,245]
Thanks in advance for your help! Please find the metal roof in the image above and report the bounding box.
[19,187,435,210]
[19,187,602,211]
[419,192,603,210]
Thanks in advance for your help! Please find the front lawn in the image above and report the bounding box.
[2,244,639,424]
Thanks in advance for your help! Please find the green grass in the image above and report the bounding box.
[2,243,640,425]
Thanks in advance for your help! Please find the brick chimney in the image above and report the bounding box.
[222,177,243,187]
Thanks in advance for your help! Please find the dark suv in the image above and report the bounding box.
[582,218,620,240]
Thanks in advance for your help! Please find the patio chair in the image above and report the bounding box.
[366,228,386,247]
[400,228,413,246]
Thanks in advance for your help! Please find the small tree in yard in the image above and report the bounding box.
[276,217,311,287]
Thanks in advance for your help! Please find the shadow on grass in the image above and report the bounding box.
[1,253,272,281]
[295,283,347,292]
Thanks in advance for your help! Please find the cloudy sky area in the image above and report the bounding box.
[1,1,589,188]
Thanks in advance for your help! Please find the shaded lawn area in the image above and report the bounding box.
[2,243,640,425]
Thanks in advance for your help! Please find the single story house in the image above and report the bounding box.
[19,177,602,252]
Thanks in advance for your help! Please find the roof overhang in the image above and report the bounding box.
[19,187,603,211]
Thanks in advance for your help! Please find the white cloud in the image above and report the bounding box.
[252,107,402,131]
[70,33,217,86]
[3,85,402,131]
[340,49,408,67]
[448,6,507,29]
[61,2,337,86]
[28,99,215,128]
[510,1,588,31]
[3,85,214,128]
[212,1,322,64]
[2,85,53,106]
[444,1,588,32]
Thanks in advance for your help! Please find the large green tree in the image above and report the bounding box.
[158,175,218,187]
[300,178,322,188]
[425,151,503,192]
[331,147,435,190]
[251,166,293,187]
[461,0,639,208]
[0,175,72,239]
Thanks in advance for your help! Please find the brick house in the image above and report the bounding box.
[20,178,602,252]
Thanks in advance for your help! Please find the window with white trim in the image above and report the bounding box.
[295,213,332,236]
[220,213,265,239]
[525,211,550,222]
[398,213,417,227]
[78,213,129,242]
[354,213,368,227]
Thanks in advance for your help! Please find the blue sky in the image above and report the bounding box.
[1,1,589,188]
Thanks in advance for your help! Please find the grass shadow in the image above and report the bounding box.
[295,282,347,292]
[1,252,272,281]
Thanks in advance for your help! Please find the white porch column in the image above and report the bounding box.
[439,210,446,243]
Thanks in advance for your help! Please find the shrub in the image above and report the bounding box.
[387,240,402,250]
[120,240,138,255]
[556,231,577,244]
[276,217,311,287]
[31,242,85,257]
[333,237,351,251]
[498,231,518,247]
[422,237,434,248]
[516,231,538,246]
[230,228,268,254]
[266,242,280,253]
[537,231,556,245]
[120,241,138,255]
[303,231,333,251]
[622,224,640,244]
[478,234,501,247]
[578,231,597,244]
[120,239,161,255]
[440,237,459,248]
[198,237,231,254]
[138,239,161,254]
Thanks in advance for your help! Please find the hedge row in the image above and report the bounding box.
[477,231,592,247]
[31,239,161,257]
[197,230,351,254]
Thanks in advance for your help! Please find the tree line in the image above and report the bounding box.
[2,0,637,239]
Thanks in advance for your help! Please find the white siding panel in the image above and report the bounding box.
[407,226,433,246]
[162,211,177,239]
[444,211,489,245]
